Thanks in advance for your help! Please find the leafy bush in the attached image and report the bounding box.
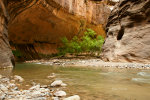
[58,29,104,55]
[12,50,22,58]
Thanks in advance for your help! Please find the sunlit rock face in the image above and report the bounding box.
[101,0,150,63]
[8,0,111,59]
[0,0,14,68]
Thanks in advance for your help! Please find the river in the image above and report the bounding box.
[1,63,150,100]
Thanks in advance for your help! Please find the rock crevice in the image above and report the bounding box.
[101,0,150,63]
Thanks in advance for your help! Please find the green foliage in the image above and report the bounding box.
[58,29,104,55]
[12,50,22,57]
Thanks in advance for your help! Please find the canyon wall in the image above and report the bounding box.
[0,0,14,68]
[0,0,112,68]
[101,0,150,63]
[8,0,111,60]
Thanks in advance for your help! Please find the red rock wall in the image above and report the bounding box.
[8,0,111,60]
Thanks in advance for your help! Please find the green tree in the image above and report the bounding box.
[58,29,104,55]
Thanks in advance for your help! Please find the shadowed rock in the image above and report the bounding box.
[101,0,150,63]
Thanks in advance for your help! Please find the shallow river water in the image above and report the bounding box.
[1,63,150,100]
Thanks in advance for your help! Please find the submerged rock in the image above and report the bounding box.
[64,95,80,100]
[52,97,60,100]
[29,85,40,90]
[61,83,67,87]
[47,73,56,79]
[51,80,63,87]
[0,74,78,100]
[14,75,24,82]
[54,91,67,97]
[0,75,2,79]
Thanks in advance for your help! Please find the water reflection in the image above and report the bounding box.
[137,72,150,77]
[1,63,150,100]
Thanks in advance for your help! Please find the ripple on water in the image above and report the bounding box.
[35,63,42,64]
[112,87,127,91]
[137,72,150,77]
[99,72,117,75]
[132,78,150,84]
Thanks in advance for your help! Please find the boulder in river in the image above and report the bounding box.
[63,95,80,100]
[54,90,67,97]
[14,75,24,82]
[51,80,67,87]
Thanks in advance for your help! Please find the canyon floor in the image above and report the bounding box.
[1,60,150,100]
[26,58,150,69]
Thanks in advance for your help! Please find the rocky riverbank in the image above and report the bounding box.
[0,74,80,100]
[26,59,150,69]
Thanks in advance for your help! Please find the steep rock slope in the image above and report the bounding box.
[0,0,113,68]
[101,0,150,63]
[0,0,14,68]
[8,0,111,60]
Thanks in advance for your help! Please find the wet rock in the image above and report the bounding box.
[0,74,2,79]
[111,0,120,2]
[1,78,10,83]
[0,84,8,92]
[11,91,22,95]
[54,91,67,97]
[31,82,36,86]
[44,92,52,97]
[52,97,60,100]
[47,73,56,78]
[31,91,42,97]
[33,97,47,100]
[13,87,18,91]
[39,88,50,93]
[51,80,63,87]
[14,75,24,82]
[10,80,15,83]
[40,85,48,88]
[9,83,16,88]
[22,90,30,95]
[0,76,54,100]
[64,95,80,100]
[0,94,6,100]
[61,83,67,87]
[29,85,40,90]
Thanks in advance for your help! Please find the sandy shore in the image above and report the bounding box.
[25,59,150,69]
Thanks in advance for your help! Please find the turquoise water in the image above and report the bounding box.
[1,63,150,100]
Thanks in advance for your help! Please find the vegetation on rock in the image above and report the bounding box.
[58,29,104,55]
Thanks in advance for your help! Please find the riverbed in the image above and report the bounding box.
[1,63,150,100]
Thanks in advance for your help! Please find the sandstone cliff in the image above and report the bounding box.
[8,0,111,60]
[0,0,14,68]
[0,0,112,67]
[101,0,150,63]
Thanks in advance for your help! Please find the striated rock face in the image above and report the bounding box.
[0,0,112,67]
[8,0,111,60]
[101,0,150,63]
[0,0,14,68]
